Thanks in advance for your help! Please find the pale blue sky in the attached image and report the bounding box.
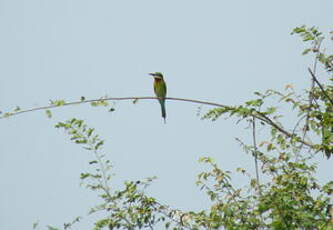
[0,1,332,229]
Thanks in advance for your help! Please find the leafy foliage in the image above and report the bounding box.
[29,26,333,229]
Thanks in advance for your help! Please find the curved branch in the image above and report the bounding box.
[308,68,333,106]
[0,96,230,119]
[1,96,314,148]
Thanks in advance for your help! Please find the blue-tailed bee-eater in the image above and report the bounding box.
[149,72,167,123]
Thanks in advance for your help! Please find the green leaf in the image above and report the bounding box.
[87,128,94,137]
[47,226,60,230]
[80,173,90,180]
[95,140,104,150]
[51,100,66,106]
[302,48,312,55]
[32,221,39,229]
[45,109,52,118]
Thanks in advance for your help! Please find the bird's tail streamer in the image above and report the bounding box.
[160,99,166,124]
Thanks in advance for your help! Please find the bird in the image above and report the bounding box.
[149,72,167,123]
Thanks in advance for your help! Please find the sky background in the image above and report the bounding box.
[0,0,332,229]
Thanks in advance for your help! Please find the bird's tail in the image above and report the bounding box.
[159,99,166,123]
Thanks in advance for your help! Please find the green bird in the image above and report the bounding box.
[149,72,167,123]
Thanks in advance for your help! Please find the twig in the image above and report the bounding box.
[308,68,333,106]
[292,114,307,136]
[301,43,322,154]
[255,111,312,148]
[93,149,112,199]
[251,118,265,229]
[251,118,261,195]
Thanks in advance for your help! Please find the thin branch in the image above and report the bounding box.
[252,118,261,195]
[308,68,333,106]
[74,126,112,199]
[148,222,154,230]
[254,111,312,148]
[251,118,265,230]
[298,42,323,159]
[301,42,322,153]
[1,96,315,149]
[152,201,193,230]
[93,149,112,199]
[292,114,307,136]
[0,96,230,119]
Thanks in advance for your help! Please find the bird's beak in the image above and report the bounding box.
[148,73,155,76]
